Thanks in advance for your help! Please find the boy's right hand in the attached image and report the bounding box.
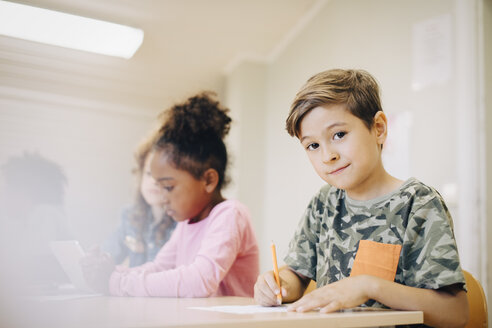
[254,270,287,306]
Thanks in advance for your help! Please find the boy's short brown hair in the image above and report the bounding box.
[286,69,383,138]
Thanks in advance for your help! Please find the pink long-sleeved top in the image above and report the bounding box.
[109,199,259,297]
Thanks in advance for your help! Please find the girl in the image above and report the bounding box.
[102,129,177,267]
[83,92,259,297]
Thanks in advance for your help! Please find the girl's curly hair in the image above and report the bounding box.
[155,91,232,190]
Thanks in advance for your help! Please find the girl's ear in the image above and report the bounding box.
[373,111,388,146]
[202,168,219,193]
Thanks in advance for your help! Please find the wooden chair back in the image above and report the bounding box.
[464,270,488,328]
[304,279,316,295]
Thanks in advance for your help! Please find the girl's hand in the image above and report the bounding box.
[287,275,374,313]
[79,246,115,294]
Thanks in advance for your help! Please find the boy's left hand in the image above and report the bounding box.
[287,275,374,313]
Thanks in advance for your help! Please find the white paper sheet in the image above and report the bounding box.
[412,14,452,90]
[189,305,288,314]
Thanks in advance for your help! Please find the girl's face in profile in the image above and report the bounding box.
[149,150,213,223]
[140,153,166,207]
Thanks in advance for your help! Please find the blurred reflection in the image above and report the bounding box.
[102,129,176,267]
[0,152,70,295]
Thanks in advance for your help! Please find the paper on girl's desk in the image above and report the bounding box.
[189,305,287,314]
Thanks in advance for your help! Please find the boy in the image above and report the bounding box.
[254,69,468,327]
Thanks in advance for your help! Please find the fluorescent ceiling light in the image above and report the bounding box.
[0,1,144,59]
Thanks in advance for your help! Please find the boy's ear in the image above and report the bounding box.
[202,168,219,193]
[373,111,388,145]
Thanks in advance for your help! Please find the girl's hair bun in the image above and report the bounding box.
[154,92,232,190]
[160,91,231,145]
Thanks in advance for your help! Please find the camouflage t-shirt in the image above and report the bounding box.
[285,177,465,301]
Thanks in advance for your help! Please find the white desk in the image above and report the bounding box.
[6,296,423,328]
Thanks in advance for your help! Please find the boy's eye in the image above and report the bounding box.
[306,143,319,151]
[162,186,174,192]
[333,132,346,140]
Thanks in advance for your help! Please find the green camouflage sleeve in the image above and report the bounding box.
[399,194,466,290]
[284,192,322,280]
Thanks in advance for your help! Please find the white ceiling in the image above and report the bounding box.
[0,0,320,114]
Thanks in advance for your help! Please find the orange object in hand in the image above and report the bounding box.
[271,241,282,304]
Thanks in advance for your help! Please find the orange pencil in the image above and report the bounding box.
[270,241,282,304]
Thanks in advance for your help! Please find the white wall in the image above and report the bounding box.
[224,61,267,247]
[483,0,492,318]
